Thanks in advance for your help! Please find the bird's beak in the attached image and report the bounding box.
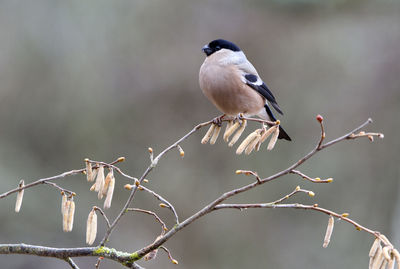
[202,45,213,56]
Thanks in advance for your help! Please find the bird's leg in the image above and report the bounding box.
[212,114,226,126]
[235,113,245,126]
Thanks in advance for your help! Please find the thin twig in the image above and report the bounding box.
[99,118,216,245]
[93,207,111,229]
[43,182,76,196]
[127,208,168,234]
[140,186,179,224]
[317,115,325,149]
[0,116,389,266]
[0,169,84,199]
[95,257,103,269]
[270,186,311,204]
[133,118,380,258]
[213,203,386,241]
[159,246,178,264]
[235,170,261,183]
[290,170,332,183]
[66,257,80,269]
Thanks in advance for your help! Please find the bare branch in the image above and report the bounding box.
[140,186,179,224]
[66,257,80,269]
[290,170,333,183]
[0,244,141,268]
[213,203,388,242]
[127,208,168,234]
[43,181,76,196]
[93,206,111,229]
[99,118,216,245]
[159,246,178,265]
[0,169,84,199]
[270,186,313,204]
[133,118,384,258]
[0,116,390,268]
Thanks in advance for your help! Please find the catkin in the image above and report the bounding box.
[322,216,334,248]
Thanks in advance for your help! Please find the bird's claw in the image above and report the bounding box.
[235,113,245,126]
[212,114,225,126]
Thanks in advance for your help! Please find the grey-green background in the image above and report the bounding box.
[0,1,399,268]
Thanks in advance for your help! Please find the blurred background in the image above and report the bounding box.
[0,0,399,268]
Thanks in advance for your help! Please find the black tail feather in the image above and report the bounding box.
[278,125,291,141]
[264,104,291,141]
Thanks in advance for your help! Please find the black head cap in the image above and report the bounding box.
[202,39,241,56]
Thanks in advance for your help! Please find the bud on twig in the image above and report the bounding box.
[15,180,24,213]
[177,145,185,157]
[124,184,133,190]
[117,157,125,162]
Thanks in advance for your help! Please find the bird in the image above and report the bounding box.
[199,39,291,141]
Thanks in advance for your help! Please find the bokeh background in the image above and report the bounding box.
[0,0,399,268]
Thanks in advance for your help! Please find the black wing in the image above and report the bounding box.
[244,74,283,115]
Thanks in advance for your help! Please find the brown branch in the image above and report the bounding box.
[94,257,103,269]
[213,202,392,247]
[127,208,168,234]
[0,169,84,199]
[66,257,80,269]
[0,157,125,200]
[133,117,384,258]
[290,170,333,183]
[0,116,389,267]
[316,115,325,149]
[270,186,313,204]
[159,246,178,264]
[99,118,216,245]
[43,182,76,196]
[0,244,142,267]
[92,207,111,229]
[140,186,179,224]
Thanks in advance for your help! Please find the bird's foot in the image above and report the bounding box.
[235,113,245,126]
[212,114,226,126]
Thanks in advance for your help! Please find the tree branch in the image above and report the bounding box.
[0,116,389,268]
[0,244,142,268]
[65,257,80,269]
[133,118,385,258]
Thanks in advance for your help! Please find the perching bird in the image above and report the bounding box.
[199,39,291,141]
